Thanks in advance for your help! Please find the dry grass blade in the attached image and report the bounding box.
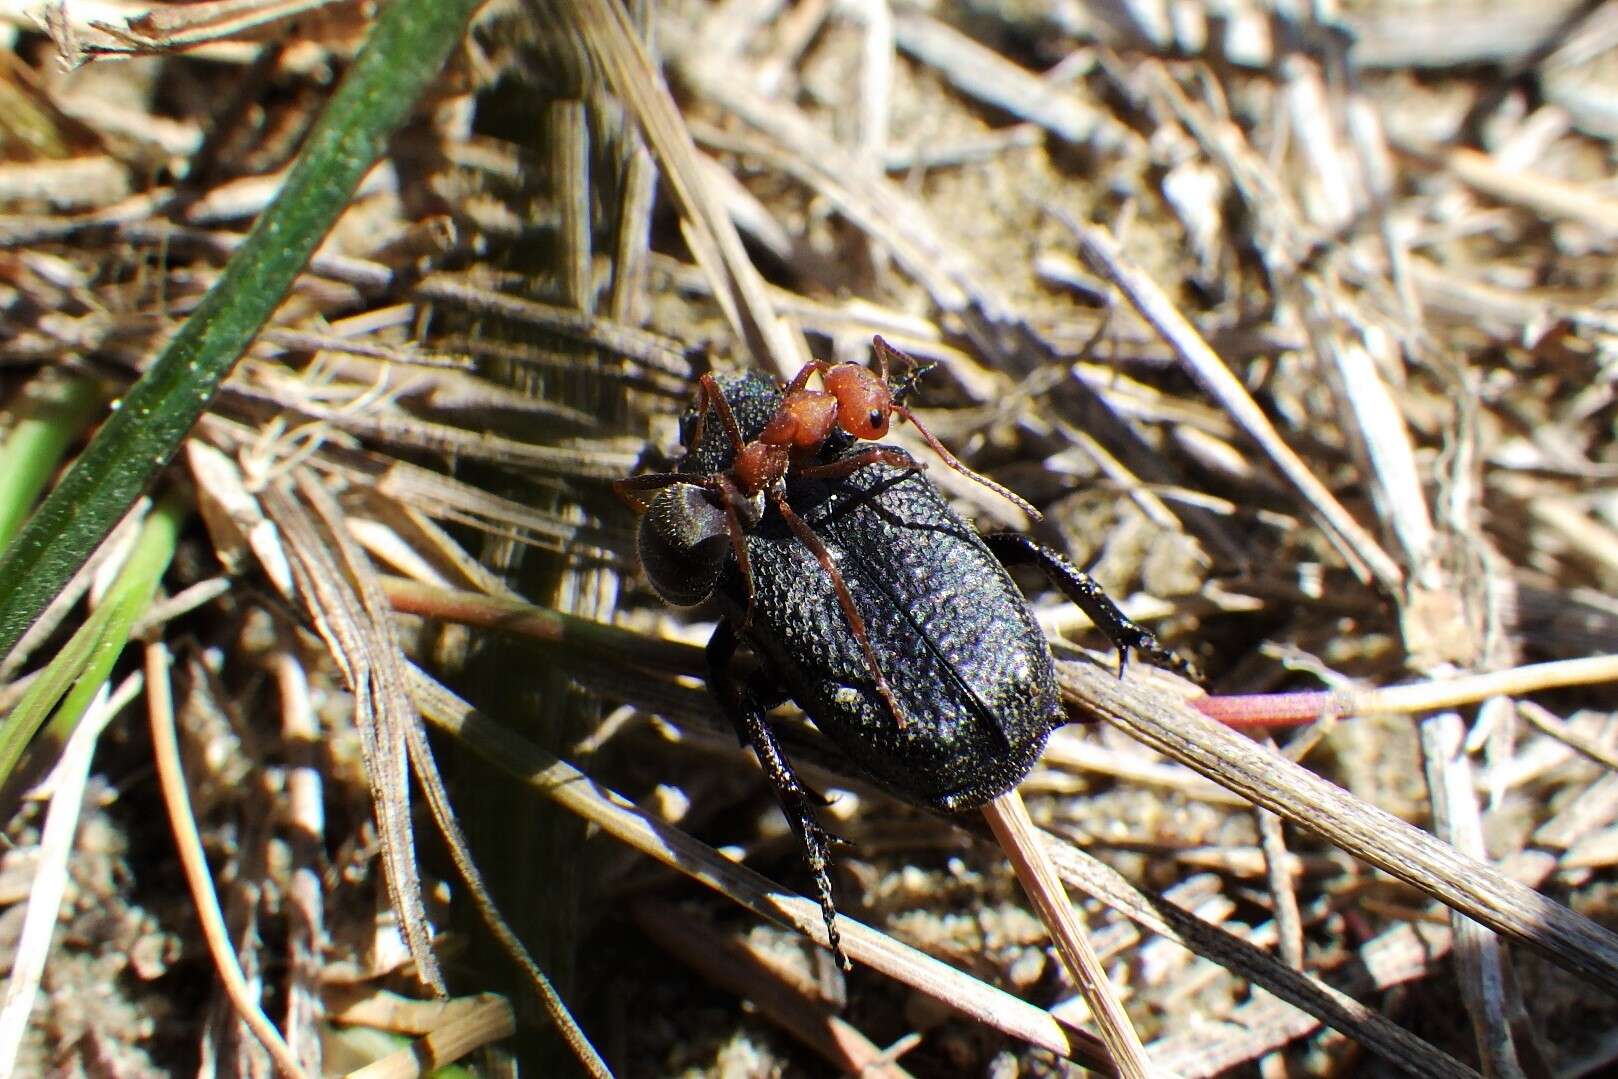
[1069,218,1403,591]
[0,674,140,1074]
[406,664,1109,1068]
[260,476,442,994]
[672,48,1004,327]
[546,0,803,377]
[632,898,917,1077]
[1420,712,1526,1076]
[398,700,609,1076]
[1062,662,1618,997]
[1255,802,1305,969]
[1035,826,1479,1079]
[983,789,1156,1079]
[78,0,354,57]
[1398,140,1618,237]
[892,13,1112,146]
[145,642,310,1079]
[271,649,325,1071]
[342,994,517,1079]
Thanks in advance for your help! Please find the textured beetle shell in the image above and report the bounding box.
[724,453,1060,810]
[680,371,784,477]
[683,372,1060,811]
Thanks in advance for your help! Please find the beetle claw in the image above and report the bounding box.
[796,814,851,970]
[802,780,837,808]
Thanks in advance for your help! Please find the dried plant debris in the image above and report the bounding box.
[4,0,1618,1075]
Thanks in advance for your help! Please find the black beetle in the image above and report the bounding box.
[622,362,1191,966]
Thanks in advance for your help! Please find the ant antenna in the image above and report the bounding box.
[870,337,1042,522]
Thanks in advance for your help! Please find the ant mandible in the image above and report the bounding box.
[618,336,1037,729]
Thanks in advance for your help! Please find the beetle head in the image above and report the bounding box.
[638,483,737,606]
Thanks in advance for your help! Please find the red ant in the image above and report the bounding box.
[618,336,1038,728]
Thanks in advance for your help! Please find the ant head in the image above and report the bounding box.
[822,363,892,439]
[638,483,732,606]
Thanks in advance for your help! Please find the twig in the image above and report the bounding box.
[342,994,517,1079]
[984,790,1157,1079]
[1067,217,1404,592]
[146,641,310,1078]
[1196,654,1618,727]
[1064,661,1618,998]
[0,673,141,1074]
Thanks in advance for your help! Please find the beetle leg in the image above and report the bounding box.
[983,532,1201,681]
[741,669,837,808]
[707,621,851,970]
[770,490,910,730]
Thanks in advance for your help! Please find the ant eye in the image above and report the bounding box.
[868,409,883,429]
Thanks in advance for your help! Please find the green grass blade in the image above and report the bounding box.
[0,490,186,792]
[0,0,483,666]
[0,374,101,551]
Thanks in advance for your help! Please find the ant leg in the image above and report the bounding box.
[708,474,757,631]
[890,403,1043,521]
[795,446,919,481]
[783,359,824,395]
[613,471,687,512]
[707,621,850,970]
[698,373,750,458]
[870,335,897,382]
[771,490,909,729]
[983,531,1201,681]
